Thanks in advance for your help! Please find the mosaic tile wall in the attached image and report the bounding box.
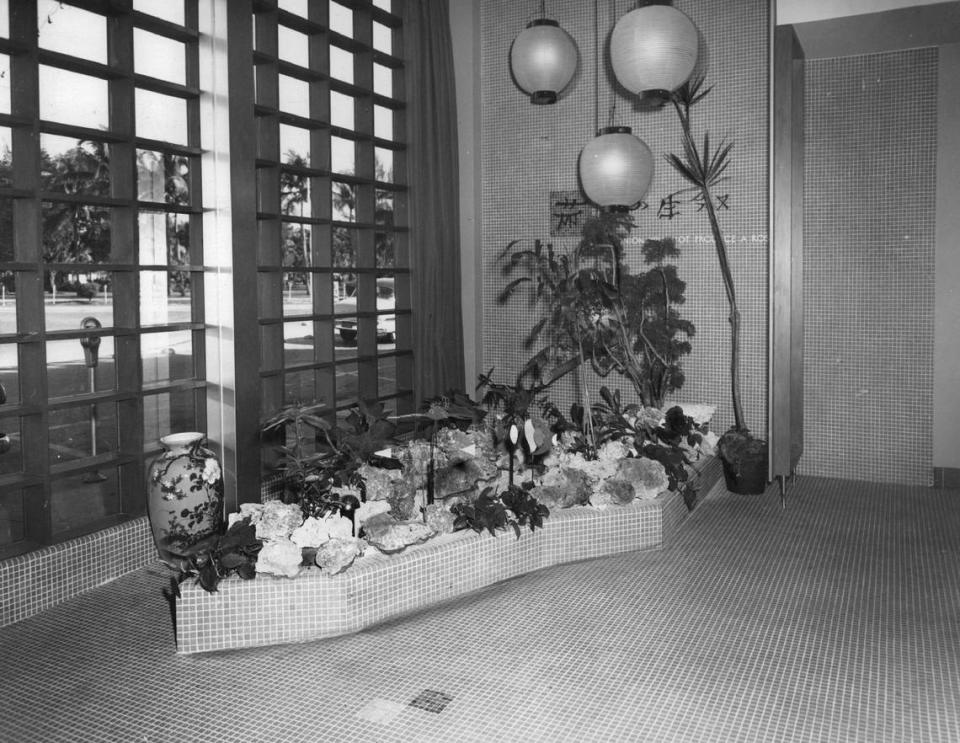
[480,0,770,436]
[1,478,280,628]
[800,49,937,485]
[0,517,155,628]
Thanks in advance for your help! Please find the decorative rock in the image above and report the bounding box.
[424,503,456,535]
[247,501,304,542]
[356,499,391,525]
[256,538,303,578]
[599,478,636,505]
[434,457,499,499]
[363,514,435,553]
[315,537,366,575]
[614,457,670,500]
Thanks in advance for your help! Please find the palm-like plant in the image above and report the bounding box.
[664,74,744,433]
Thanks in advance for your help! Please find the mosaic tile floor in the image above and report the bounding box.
[1,476,958,742]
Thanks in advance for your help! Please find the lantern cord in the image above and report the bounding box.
[593,0,599,135]
[608,0,617,128]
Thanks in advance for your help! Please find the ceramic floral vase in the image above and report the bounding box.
[146,432,224,562]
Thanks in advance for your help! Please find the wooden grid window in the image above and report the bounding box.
[0,0,207,556]
[251,0,413,457]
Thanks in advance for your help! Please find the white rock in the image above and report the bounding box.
[256,538,303,578]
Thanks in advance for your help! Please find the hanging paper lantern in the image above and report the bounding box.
[578,126,653,212]
[609,4,699,98]
[510,19,579,105]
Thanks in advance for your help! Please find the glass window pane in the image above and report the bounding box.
[281,171,311,217]
[134,0,184,25]
[373,22,392,54]
[51,467,120,536]
[284,320,314,367]
[375,147,393,182]
[375,230,394,268]
[142,330,194,385]
[373,0,392,12]
[331,91,354,130]
[0,55,10,114]
[135,29,186,85]
[280,124,311,166]
[143,389,197,450]
[331,136,354,175]
[330,46,353,84]
[375,190,394,226]
[37,4,107,64]
[139,270,193,328]
[137,150,191,206]
[374,105,393,140]
[333,226,356,268]
[0,282,16,336]
[278,26,310,68]
[278,0,309,17]
[379,358,397,397]
[41,201,113,267]
[49,401,118,465]
[41,136,111,197]
[0,417,20,476]
[279,74,310,118]
[136,89,188,146]
[138,212,191,267]
[42,275,113,332]
[39,66,109,130]
[281,223,311,278]
[284,369,316,406]
[334,359,358,408]
[329,3,353,37]
[0,487,25,547]
[332,182,355,222]
[47,337,115,397]
[373,63,392,97]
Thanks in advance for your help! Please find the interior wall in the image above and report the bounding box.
[800,48,938,485]
[934,42,960,472]
[479,0,770,435]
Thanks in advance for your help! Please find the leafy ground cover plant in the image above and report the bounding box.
[167,518,262,594]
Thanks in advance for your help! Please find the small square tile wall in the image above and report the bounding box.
[1,475,282,628]
[480,0,769,436]
[800,49,937,485]
[0,517,155,628]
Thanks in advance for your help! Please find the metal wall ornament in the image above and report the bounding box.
[609,2,699,99]
[510,11,579,104]
[579,125,653,212]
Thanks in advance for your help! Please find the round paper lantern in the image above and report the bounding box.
[510,19,579,105]
[579,126,653,212]
[610,4,699,98]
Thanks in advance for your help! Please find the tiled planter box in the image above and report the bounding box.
[175,456,720,654]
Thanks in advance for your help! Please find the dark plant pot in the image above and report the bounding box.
[720,445,768,495]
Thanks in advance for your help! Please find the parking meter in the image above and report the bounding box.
[80,316,101,367]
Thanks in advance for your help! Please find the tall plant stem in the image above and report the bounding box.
[672,99,746,433]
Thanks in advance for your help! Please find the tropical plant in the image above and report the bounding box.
[167,518,263,594]
[261,399,398,517]
[665,74,767,476]
[499,212,694,410]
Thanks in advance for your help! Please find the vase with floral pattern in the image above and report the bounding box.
[147,432,224,562]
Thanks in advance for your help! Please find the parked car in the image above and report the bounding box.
[334,277,396,344]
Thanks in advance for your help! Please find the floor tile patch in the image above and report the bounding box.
[409,688,453,713]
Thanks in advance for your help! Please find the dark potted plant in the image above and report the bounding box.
[664,74,767,494]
